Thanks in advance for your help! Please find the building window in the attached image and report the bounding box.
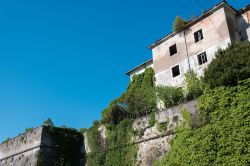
[194,29,203,43]
[172,65,180,77]
[169,44,177,56]
[197,52,207,65]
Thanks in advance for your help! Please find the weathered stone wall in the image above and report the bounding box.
[84,101,197,166]
[133,101,196,166]
[0,126,85,166]
[0,127,42,166]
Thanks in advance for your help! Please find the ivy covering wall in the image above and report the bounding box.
[37,126,84,166]
[86,42,250,166]
[86,120,137,166]
[86,68,156,166]
[154,78,250,166]
[101,68,157,125]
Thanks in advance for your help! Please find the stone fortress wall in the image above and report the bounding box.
[0,127,43,166]
[86,100,197,166]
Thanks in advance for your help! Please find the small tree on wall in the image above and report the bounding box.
[173,16,188,32]
[43,118,54,127]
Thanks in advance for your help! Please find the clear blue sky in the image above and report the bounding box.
[0,0,247,142]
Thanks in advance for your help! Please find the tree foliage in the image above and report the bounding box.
[38,126,84,166]
[102,68,157,125]
[203,42,250,88]
[156,86,184,109]
[173,16,188,32]
[87,69,156,165]
[148,112,156,127]
[86,120,137,166]
[43,118,54,127]
[154,78,250,166]
[184,70,203,99]
[104,120,137,166]
[86,122,106,166]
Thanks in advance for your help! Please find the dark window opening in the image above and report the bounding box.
[194,29,203,43]
[169,44,177,56]
[197,52,207,65]
[172,65,180,77]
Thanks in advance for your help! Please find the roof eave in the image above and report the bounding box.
[126,59,153,76]
[148,1,229,49]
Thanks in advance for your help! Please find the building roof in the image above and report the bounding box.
[126,1,250,77]
[126,59,153,76]
[148,1,236,49]
[237,4,250,15]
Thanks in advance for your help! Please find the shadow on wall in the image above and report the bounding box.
[238,16,250,41]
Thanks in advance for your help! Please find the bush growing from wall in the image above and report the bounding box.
[86,119,138,166]
[203,42,250,88]
[184,70,203,99]
[156,121,168,133]
[156,86,184,109]
[125,68,157,117]
[154,78,250,166]
[173,16,188,32]
[148,112,156,127]
[104,119,138,166]
[43,118,54,127]
[86,122,106,166]
[102,68,157,125]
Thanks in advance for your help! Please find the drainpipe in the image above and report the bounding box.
[247,13,249,24]
[183,30,191,71]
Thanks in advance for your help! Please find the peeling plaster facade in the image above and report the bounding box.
[128,2,250,88]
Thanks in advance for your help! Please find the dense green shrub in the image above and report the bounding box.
[86,122,106,166]
[179,106,191,127]
[156,86,184,108]
[125,87,157,118]
[87,68,156,165]
[86,120,138,166]
[184,70,203,99]
[104,120,137,166]
[39,126,84,166]
[43,118,54,127]
[173,16,188,32]
[79,128,87,134]
[203,42,250,88]
[157,121,168,132]
[148,112,156,127]
[154,78,250,166]
[102,101,126,125]
[102,68,157,125]
[125,68,157,117]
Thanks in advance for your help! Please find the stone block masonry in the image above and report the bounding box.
[133,101,197,166]
[0,126,85,166]
[85,100,197,166]
[0,127,42,166]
